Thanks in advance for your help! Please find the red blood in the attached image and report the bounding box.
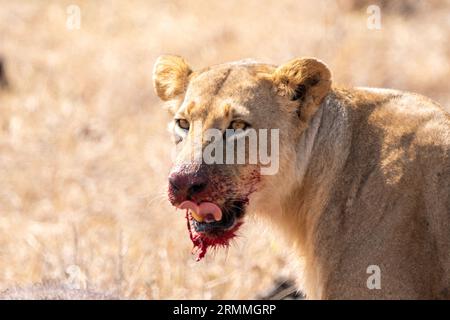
[184,211,242,261]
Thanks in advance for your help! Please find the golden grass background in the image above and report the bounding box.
[0,0,449,299]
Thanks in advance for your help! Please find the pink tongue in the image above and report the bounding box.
[178,201,223,222]
[198,202,222,222]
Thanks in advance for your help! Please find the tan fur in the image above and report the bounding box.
[153,55,192,101]
[153,56,450,299]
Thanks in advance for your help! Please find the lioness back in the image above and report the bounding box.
[315,87,450,299]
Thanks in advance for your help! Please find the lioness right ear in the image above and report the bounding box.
[153,55,192,101]
[272,57,332,106]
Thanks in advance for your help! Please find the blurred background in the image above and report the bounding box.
[0,0,449,299]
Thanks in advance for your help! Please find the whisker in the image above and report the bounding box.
[146,192,168,208]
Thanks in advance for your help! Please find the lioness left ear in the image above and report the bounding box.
[273,57,332,106]
[153,55,192,101]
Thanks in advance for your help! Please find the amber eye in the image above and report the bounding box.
[176,119,190,130]
[229,120,249,130]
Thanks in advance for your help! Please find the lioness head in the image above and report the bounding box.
[153,56,331,260]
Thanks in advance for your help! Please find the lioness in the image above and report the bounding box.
[153,55,450,299]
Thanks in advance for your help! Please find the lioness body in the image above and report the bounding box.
[153,56,450,299]
[272,87,450,299]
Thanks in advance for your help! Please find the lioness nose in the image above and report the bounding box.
[168,172,208,202]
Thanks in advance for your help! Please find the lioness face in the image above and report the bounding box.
[153,56,331,259]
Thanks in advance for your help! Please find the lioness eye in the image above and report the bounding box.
[176,119,190,130]
[229,120,249,130]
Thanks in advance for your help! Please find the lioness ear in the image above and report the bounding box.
[273,57,331,106]
[153,55,192,101]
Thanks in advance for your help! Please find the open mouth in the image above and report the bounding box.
[177,200,247,261]
[191,200,245,233]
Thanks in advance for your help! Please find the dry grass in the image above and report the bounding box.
[0,0,449,299]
